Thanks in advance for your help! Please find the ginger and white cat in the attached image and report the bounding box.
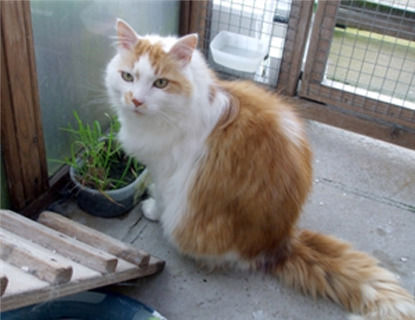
[106,19,415,320]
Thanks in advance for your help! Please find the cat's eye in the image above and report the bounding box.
[153,78,169,89]
[121,71,134,82]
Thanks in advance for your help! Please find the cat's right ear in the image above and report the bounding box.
[116,18,139,51]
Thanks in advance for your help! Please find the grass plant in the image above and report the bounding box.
[58,112,143,191]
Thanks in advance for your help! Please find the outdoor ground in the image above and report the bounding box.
[56,120,415,320]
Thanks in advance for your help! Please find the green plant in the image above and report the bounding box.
[58,112,143,191]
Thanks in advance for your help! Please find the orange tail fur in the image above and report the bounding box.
[261,229,415,320]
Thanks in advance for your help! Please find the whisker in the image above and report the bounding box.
[154,112,176,128]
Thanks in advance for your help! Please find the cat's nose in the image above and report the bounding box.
[132,98,143,107]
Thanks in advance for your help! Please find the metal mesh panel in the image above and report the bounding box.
[197,0,292,87]
[325,0,415,114]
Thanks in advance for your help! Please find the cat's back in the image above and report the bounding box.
[216,80,309,153]
[175,80,313,260]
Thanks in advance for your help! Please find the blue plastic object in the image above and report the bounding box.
[1,290,166,320]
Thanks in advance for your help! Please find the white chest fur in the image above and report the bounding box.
[117,111,209,244]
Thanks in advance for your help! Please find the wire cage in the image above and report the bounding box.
[300,0,415,132]
[185,0,415,147]
[328,1,415,108]
[196,0,292,87]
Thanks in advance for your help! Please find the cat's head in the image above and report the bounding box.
[106,19,198,118]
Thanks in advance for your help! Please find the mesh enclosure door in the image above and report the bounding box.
[181,0,295,87]
[300,0,415,147]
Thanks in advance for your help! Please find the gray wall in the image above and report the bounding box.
[30,0,180,175]
[1,1,180,208]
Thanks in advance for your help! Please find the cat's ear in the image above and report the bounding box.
[169,34,198,66]
[116,18,139,51]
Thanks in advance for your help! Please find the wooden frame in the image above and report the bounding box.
[1,1,49,212]
[0,210,164,311]
[276,0,314,96]
[336,1,414,41]
[179,0,211,52]
[299,0,415,149]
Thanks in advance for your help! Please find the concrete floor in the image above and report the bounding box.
[58,120,415,320]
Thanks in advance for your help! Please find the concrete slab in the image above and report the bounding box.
[58,120,415,319]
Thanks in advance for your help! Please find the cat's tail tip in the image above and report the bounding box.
[348,297,415,320]
[258,229,415,320]
[348,264,415,320]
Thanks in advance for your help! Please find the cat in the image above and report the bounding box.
[106,19,415,320]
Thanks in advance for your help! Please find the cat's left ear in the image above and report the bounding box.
[116,18,139,51]
[169,34,198,66]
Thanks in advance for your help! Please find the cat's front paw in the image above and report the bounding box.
[141,198,160,221]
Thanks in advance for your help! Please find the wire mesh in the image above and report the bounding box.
[325,0,415,114]
[197,0,292,87]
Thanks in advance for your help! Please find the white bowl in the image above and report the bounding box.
[210,31,268,73]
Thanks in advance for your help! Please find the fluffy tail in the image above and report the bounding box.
[261,229,415,320]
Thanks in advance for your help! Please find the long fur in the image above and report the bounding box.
[106,19,415,319]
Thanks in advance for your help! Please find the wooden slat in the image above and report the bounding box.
[0,210,165,312]
[0,19,26,209]
[0,210,118,273]
[22,165,71,219]
[0,229,73,285]
[1,261,49,299]
[179,0,211,52]
[336,6,414,41]
[277,0,314,95]
[0,273,8,296]
[179,0,191,36]
[0,256,164,312]
[0,1,48,212]
[293,97,415,150]
[303,83,415,130]
[301,0,340,86]
[38,211,150,267]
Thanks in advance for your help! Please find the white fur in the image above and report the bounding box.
[141,197,160,221]
[106,35,228,247]
[348,278,415,320]
[279,108,305,148]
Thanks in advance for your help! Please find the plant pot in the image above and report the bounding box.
[70,166,150,218]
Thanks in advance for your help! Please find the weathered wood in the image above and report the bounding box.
[0,210,165,312]
[38,211,150,267]
[336,6,414,41]
[179,0,191,36]
[0,22,26,209]
[0,256,164,312]
[277,0,314,95]
[179,0,211,51]
[0,273,8,296]
[302,0,340,86]
[21,165,71,219]
[0,229,73,285]
[1,261,49,302]
[0,210,119,274]
[0,0,48,211]
[304,83,415,131]
[293,97,415,150]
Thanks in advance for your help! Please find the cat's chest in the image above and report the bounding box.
[141,142,204,243]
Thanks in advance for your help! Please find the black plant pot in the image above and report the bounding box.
[70,166,150,218]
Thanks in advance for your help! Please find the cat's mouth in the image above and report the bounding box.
[127,105,145,115]
[132,108,144,115]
